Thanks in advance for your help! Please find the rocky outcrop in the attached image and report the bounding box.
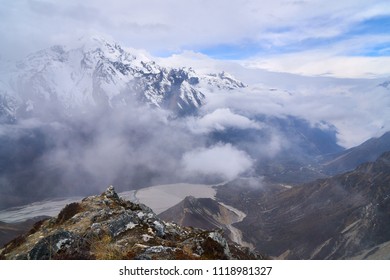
[0,186,265,260]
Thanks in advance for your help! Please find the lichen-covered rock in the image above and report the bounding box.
[0,186,266,260]
[208,231,231,258]
[28,230,91,260]
[107,212,139,237]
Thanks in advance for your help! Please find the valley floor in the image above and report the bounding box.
[125,183,217,214]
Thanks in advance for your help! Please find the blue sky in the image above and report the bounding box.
[1,0,390,77]
[348,16,390,56]
[200,15,390,59]
[196,11,390,62]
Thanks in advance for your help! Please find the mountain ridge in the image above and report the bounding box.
[0,36,245,121]
[321,131,390,175]
[0,186,264,260]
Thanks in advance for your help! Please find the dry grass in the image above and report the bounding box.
[56,202,82,224]
[90,233,124,260]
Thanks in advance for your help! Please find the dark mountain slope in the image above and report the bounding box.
[158,196,239,232]
[216,152,390,259]
[321,131,390,175]
[0,216,49,247]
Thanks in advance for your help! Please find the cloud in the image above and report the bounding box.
[243,34,390,78]
[181,143,253,180]
[195,71,390,148]
[188,108,262,133]
[246,54,390,79]
[1,0,390,70]
[0,103,207,208]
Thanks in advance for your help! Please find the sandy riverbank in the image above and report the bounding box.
[129,183,217,214]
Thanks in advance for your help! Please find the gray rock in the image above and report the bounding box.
[209,231,231,258]
[134,254,152,260]
[105,185,120,200]
[139,203,154,214]
[107,213,139,237]
[144,246,175,254]
[28,230,82,260]
[152,220,166,237]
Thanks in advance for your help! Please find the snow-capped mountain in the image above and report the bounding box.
[0,36,245,121]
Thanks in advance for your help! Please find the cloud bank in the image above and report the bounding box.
[0,103,258,208]
[195,75,390,148]
[181,143,253,181]
[188,108,262,133]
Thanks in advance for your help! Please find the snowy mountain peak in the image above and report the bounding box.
[0,36,246,121]
[201,71,246,90]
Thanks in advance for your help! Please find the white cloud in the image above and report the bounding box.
[1,0,390,62]
[188,108,262,133]
[247,55,390,79]
[181,143,253,180]
[243,34,390,78]
[196,72,390,148]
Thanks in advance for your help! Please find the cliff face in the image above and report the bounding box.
[0,187,264,260]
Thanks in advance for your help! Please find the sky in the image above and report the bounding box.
[1,0,390,78]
